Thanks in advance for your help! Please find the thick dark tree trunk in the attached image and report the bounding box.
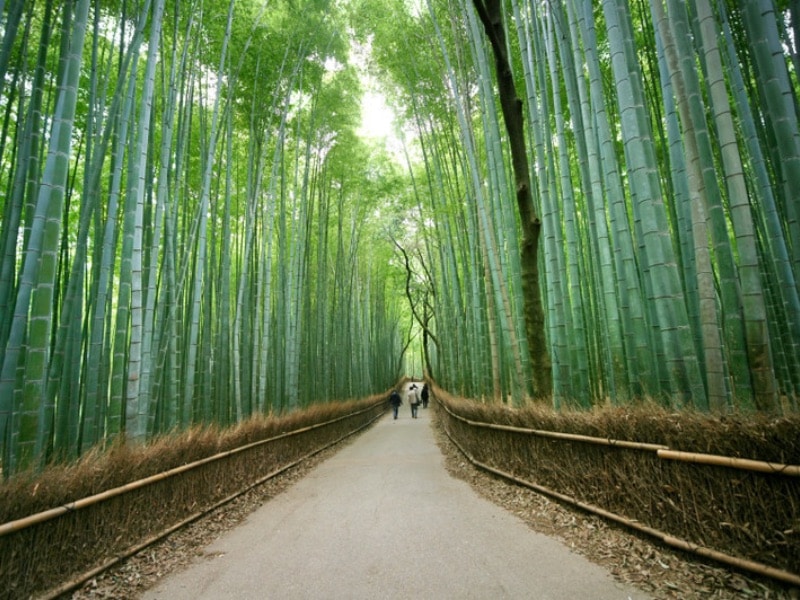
[472,0,552,399]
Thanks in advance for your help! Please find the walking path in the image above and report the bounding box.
[142,384,650,600]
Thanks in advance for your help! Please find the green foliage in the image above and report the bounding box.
[1,0,799,475]
[0,0,407,475]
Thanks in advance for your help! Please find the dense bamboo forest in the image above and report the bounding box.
[0,0,798,476]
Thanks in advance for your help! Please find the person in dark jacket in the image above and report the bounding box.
[421,383,429,408]
[389,390,402,420]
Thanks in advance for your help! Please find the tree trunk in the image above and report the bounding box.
[472,0,551,399]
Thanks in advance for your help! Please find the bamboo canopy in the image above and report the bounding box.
[0,1,798,475]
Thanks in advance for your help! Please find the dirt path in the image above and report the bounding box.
[141,390,649,600]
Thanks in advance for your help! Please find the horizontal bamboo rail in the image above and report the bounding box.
[462,420,669,451]
[37,407,384,600]
[441,420,800,588]
[657,449,800,476]
[441,403,800,476]
[0,401,382,538]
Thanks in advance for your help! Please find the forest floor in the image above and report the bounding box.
[68,405,797,600]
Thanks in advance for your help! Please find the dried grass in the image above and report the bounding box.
[0,395,387,600]
[434,385,800,579]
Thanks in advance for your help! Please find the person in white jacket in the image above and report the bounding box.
[407,384,420,418]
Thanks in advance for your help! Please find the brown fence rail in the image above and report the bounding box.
[0,399,386,600]
[436,394,800,588]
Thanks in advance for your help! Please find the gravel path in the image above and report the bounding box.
[69,398,796,600]
[138,398,647,600]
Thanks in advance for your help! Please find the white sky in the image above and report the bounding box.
[349,35,409,157]
[323,35,416,163]
[358,90,396,140]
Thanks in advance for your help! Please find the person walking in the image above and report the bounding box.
[408,384,420,418]
[421,383,429,408]
[389,389,402,420]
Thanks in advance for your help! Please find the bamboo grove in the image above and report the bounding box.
[1,0,799,475]
[0,0,408,475]
[358,0,800,411]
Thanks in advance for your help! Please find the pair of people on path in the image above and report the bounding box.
[410,383,431,414]
[388,382,429,419]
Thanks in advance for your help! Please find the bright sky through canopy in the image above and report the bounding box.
[358,91,395,139]
[345,34,412,161]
